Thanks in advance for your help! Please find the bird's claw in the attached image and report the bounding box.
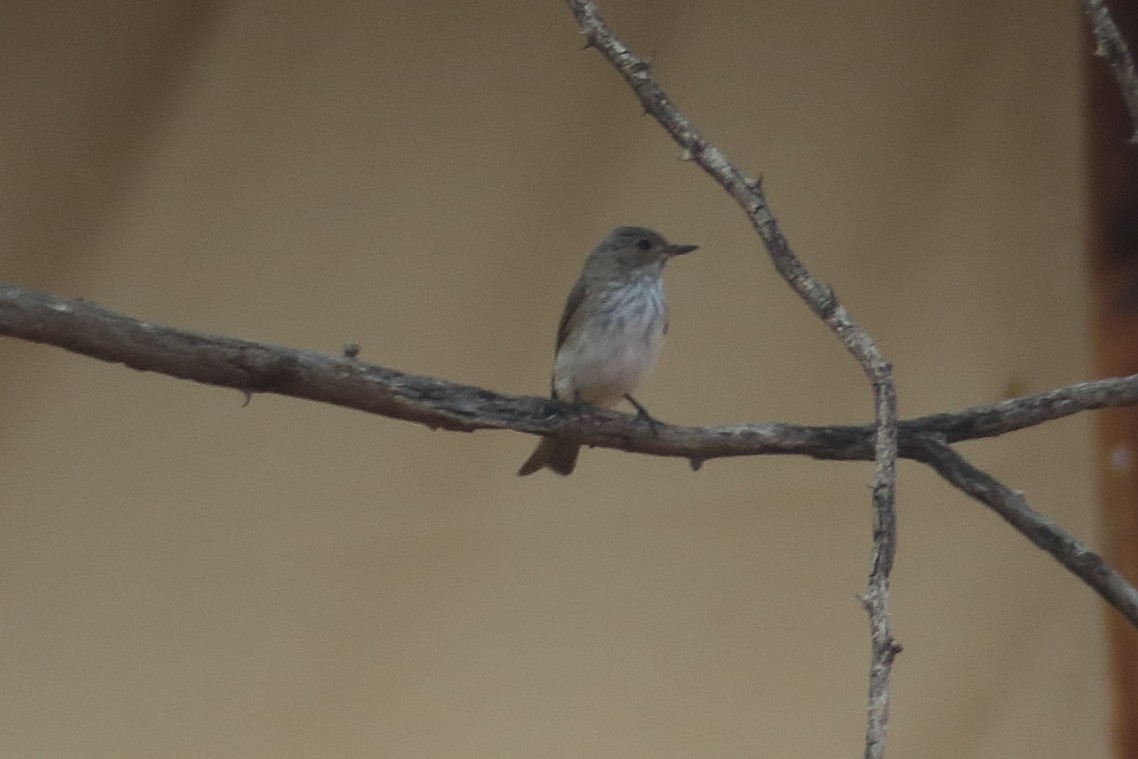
[624,394,663,437]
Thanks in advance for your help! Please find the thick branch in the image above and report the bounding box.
[5,283,1137,457]
[1082,0,1138,142]
[0,282,873,456]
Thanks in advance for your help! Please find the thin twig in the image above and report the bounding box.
[561,2,900,756]
[907,436,1138,626]
[901,374,1138,441]
[1082,0,1138,142]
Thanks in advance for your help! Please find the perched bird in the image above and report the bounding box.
[518,226,697,476]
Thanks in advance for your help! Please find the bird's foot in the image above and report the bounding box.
[624,394,663,437]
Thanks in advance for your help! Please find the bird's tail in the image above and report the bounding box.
[517,437,580,476]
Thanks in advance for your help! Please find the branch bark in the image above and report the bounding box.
[5,283,1138,459]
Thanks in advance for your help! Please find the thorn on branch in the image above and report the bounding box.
[630,56,654,84]
[241,389,253,407]
[814,283,838,319]
[342,343,361,359]
[689,457,704,471]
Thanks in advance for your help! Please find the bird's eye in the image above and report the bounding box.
[636,238,652,251]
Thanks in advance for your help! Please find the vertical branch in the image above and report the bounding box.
[863,377,901,759]
[563,3,901,756]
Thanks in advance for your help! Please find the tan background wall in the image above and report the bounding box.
[0,2,1108,757]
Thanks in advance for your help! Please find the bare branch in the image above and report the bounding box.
[908,436,1138,627]
[6,283,1137,456]
[902,374,1138,441]
[863,379,900,759]
[1082,0,1138,142]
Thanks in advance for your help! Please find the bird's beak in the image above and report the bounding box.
[665,243,698,256]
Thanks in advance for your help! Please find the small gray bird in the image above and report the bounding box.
[518,226,697,476]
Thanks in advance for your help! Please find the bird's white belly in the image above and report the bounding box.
[552,302,665,408]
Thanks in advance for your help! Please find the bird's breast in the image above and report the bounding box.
[552,281,666,407]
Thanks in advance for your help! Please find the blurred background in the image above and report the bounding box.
[0,1,1110,757]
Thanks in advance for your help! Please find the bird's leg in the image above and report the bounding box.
[571,390,587,415]
[556,390,587,420]
[624,394,662,437]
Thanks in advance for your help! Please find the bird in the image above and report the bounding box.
[518,226,697,476]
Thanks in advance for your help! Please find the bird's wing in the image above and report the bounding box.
[555,278,587,354]
[551,278,588,398]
